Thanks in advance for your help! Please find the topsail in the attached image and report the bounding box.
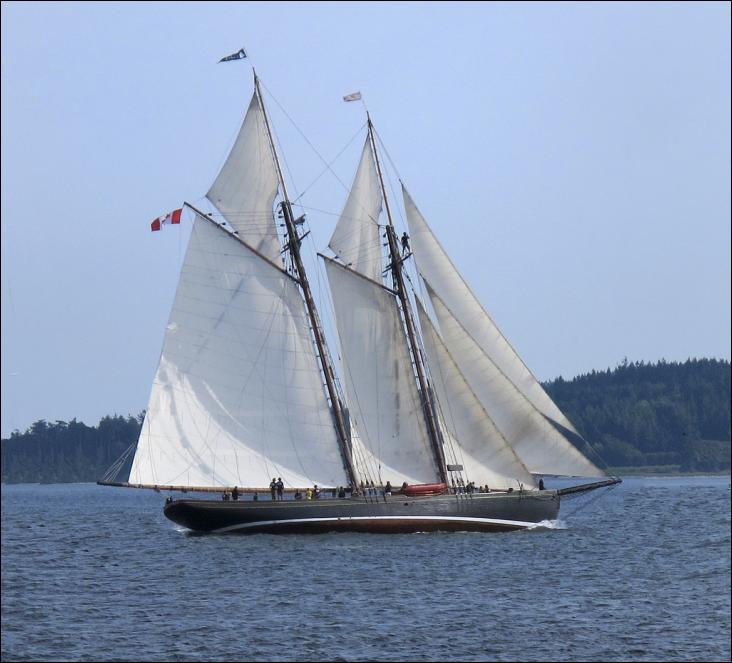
[328,137,384,282]
[206,92,281,262]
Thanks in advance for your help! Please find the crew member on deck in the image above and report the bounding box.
[539,478,545,491]
[270,478,277,501]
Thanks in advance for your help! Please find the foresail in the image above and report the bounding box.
[428,287,604,477]
[328,137,383,281]
[324,258,440,485]
[206,92,281,262]
[416,299,537,490]
[129,213,349,489]
[402,185,580,435]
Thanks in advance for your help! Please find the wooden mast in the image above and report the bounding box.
[253,71,358,490]
[366,114,448,484]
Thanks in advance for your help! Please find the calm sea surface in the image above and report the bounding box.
[1,476,730,662]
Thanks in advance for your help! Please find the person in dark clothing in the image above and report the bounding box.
[313,484,321,499]
[276,477,284,500]
[270,478,277,501]
[401,231,410,255]
[232,486,239,501]
[384,481,392,496]
[538,478,545,491]
[253,492,259,501]
[338,486,346,498]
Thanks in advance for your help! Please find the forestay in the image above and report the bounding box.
[402,184,580,435]
[129,213,349,489]
[328,137,384,281]
[427,286,604,477]
[416,299,537,490]
[324,258,440,485]
[206,92,281,262]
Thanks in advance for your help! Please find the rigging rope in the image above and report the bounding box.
[561,481,621,518]
[102,441,137,483]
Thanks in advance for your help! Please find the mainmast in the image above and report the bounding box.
[366,114,448,484]
[254,72,358,489]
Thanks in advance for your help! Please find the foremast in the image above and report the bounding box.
[366,115,448,484]
[254,72,358,490]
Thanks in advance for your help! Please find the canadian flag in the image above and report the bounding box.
[151,207,183,232]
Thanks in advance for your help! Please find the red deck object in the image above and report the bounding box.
[402,482,449,496]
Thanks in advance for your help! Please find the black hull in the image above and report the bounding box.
[163,491,561,534]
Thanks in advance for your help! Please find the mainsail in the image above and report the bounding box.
[130,213,349,488]
[324,258,440,485]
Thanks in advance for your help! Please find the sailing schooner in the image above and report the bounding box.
[99,69,620,533]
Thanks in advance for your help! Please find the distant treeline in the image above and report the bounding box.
[1,358,730,484]
[1,414,143,484]
[544,358,730,472]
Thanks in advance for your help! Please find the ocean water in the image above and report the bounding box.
[1,476,730,662]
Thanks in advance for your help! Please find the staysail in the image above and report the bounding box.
[323,257,440,485]
[402,185,580,434]
[129,212,349,489]
[415,299,537,490]
[427,285,603,477]
[206,92,281,262]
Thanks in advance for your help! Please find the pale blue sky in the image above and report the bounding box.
[2,1,730,436]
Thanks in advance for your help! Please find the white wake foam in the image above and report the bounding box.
[527,519,568,530]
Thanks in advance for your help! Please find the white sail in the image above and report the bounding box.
[328,137,384,281]
[416,299,537,490]
[402,184,580,434]
[206,92,281,262]
[129,213,349,488]
[428,286,604,477]
[324,257,440,485]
